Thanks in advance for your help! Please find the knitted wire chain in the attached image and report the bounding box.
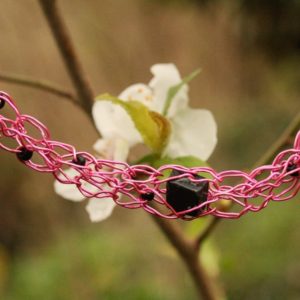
[0,91,299,220]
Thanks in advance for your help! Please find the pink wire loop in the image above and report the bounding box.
[0,92,299,220]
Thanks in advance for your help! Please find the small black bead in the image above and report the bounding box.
[287,164,299,177]
[0,99,5,109]
[72,154,86,166]
[16,147,33,161]
[141,192,154,201]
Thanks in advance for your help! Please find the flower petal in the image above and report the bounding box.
[92,100,141,146]
[164,108,217,161]
[119,83,154,109]
[149,63,189,117]
[93,138,110,157]
[113,138,130,162]
[54,168,85,202]
[85,197,116,222]
[93,137,129,162]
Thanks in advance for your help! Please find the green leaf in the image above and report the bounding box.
[184,217,210,240]
[162,68,201,116]
[138,154,210,179]
[96,93,171,152]
[135,153,161,165]
[200,241,220,277]
[154,155,208,169]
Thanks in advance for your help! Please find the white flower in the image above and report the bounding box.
[93,63,217,161]
[54,137,129,222]
[55,63,217,222]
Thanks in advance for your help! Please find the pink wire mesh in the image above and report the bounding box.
[0,91,299,220]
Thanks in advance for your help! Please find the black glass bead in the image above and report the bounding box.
[72,154,86,166]
[16,147,33,161]
[0,99,5,109]
[287,164,299,177]
[141,192,154,201]
[166,170,209,217]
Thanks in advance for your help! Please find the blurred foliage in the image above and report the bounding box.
[0,0,299,299]
[3,226,196,300]
[146,0,215,7]
[237,0,300,58]
[148,0,300,58]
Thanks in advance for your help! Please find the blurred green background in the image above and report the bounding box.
[0,0,299,299]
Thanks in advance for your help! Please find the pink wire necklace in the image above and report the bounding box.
[0,91,299,220]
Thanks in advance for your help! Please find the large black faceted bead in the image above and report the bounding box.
[166,170,209,217]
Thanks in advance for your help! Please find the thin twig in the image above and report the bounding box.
[39,0,95,114]
[0,72,76,103]
[195,111,300,249]
[253,111,300,168]
[195,217,221,250]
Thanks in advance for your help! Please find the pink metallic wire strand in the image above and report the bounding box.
[0,91,299,220]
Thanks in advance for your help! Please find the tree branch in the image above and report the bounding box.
[37,1,222,299]
[0,72,77,103]
[39,0,95,114]
[195,111,300,249]
[151,215,221,300]
[35,0,300,294]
